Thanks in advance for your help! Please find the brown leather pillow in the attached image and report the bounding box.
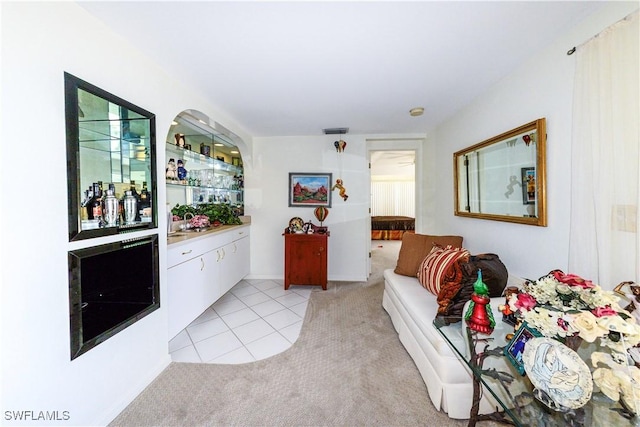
[393,233,463,277]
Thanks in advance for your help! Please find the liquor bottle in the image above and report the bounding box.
[103,184,119,227]
[139,181,151,218]
[81,186,94,220]
[91,182,103,220]
[129,181,141,221]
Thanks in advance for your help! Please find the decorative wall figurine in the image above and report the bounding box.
[166,158,177,180]
[332,179,349,201]
[175,133,186,147]
[177,159,187,182]
[334,139,347,152]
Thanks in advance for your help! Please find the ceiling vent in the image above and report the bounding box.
[323,127,349,135]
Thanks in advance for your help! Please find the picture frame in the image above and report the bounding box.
[503,321,541,375]
[521,167,536,205]
[288,172,332,208]
[232,157,241,166]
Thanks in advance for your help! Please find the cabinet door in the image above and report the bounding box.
[287,235,327,286]
[223,236,250,294]
[215,236,249,297]
[167,249,220,339]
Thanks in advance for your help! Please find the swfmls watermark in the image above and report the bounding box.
[4,410,70,422]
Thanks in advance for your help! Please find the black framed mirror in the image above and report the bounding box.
[65,73,157,241]
[454,118,547,226]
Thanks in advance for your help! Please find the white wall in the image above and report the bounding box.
[0,3,251,426]
[2,2,637,425]
[246,135,370,282]
[428,2,639,281]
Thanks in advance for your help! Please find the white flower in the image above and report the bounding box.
[592,366,640,415]
[556,283,573,295]
[571,311,609,342]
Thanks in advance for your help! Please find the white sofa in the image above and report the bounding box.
[382,268,518,419]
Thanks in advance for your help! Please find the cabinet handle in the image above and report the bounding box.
[182,249,193,255]
[200,257,205,271]
[221,248,226,259]
[232,243,237,253]
[216,250,221,262]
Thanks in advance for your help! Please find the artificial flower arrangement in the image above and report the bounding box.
[187,214,211,229]
[503,270,640,415]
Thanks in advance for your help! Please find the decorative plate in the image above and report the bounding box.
[522,337,592,410]
[288,217,304,233]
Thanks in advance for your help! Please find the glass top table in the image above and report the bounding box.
[434,315,639,427]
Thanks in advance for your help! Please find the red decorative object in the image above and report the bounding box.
[467,293,494,334]
[464,270,496,334]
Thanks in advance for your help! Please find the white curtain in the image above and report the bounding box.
[568,11,640,290]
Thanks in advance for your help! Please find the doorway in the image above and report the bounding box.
[370,150,415,216]
[367,138,424,274]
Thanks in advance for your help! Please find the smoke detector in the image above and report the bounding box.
[409,107,424,117]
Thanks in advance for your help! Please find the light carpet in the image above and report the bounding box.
[110,241,472,426]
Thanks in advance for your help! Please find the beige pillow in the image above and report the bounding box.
[393,233,464,277]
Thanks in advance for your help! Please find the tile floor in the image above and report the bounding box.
[169,279,316,364]
[169,240,401,365]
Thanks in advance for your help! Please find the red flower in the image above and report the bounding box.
[592,306,618,317]
[515,293,537,311]
[557,318,570,331]
[553,271,595,289]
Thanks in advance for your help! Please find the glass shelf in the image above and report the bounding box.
[166,143,243,175]
[165,111,244,210]
[166,181,242,192]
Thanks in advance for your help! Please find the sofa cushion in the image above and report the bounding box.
[418,246,470,295]
[384,269,465,359]
[437,253,508,323]
[394,233,464,277]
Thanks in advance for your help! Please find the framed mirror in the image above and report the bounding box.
[454,118,546,226]
[65,72,157,241]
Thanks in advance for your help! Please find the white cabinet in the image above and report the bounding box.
[217,230,250,296]
[167,248,220,339]
[167,225,250,339]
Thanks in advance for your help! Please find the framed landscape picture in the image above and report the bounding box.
[288,173,332,208]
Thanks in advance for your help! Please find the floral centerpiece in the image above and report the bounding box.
[505,270,640,414]
[187,214,210,229]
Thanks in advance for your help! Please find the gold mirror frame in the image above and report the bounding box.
[454,118,547,226]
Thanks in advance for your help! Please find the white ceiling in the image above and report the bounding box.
[79,1,604,137]
[370,150,415,176]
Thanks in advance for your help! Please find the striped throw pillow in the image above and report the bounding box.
[418,246,470,295]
